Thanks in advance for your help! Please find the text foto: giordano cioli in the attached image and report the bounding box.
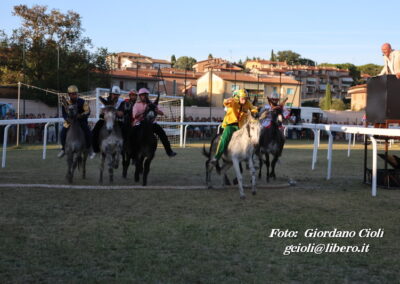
[269,228,384,238]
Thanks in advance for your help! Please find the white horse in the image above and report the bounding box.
[204,112,263,199]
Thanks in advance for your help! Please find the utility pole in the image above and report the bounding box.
[184,68,187,97]
[136,60,139,90]
[208,68,213,122]
[22,42,26,118]
[16,82,21,146]
[57,46,60,118]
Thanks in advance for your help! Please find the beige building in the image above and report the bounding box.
[245,60,288,70]
[110,68,201,96]
[108,52,171,70]
[196,71,300,107]
[193,58,243,73]
[348,84,367,111]
[246,60,354,103]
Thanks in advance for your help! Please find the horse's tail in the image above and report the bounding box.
[202,144,210,158]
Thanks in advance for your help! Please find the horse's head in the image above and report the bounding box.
[245,110,261,146]
[269,97,288,127]
[143,93,160,123]
[100,96,117,131]
[61,96,79,121]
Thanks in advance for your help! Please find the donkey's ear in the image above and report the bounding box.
[259,109,268,120]
[247,110,256,121]
[280,97,288,107]
[99,96,108,106]
[154,93,160,105]
[252,95,258,106]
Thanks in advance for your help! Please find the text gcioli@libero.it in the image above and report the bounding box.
[269,228,384,256]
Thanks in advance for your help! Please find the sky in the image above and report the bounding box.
[1,0,399,66]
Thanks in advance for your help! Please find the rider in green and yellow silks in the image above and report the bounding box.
[211,89,258,166]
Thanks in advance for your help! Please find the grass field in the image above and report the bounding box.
[0,140,399,283]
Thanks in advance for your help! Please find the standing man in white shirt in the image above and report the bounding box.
[379,43,400,79]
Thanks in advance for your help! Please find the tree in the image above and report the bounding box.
[0,5,111,105]
[358,63,382,76]
[170,54,176,67]
[208,53,213,59]
[174,56,197,71]
[331,99,346,110]
[276,50,301,65]
[320,83,332,110]
[298,58,315,66]
[270,49,276,61]
[320,97,347,110]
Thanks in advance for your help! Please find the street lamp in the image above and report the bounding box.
[208,67,213,123]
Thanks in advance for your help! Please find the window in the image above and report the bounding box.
[231,85,239,91]
[286,88,294,95]
[119,81,124,90]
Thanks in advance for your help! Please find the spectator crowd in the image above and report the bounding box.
[1,112,368,145]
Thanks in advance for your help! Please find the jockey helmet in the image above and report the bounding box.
[237,89,248,99]
[268,91,280,100]
[138,88,150,95]
[67,85,79,94]
[111,86,121,95]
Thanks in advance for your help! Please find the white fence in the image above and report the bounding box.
[1,118,400,197]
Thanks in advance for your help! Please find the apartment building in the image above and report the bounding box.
[196,71,300,107]
[110,68,200,96]
[246,60,354,102]
[108,52,171,70]
[193,58,243,73]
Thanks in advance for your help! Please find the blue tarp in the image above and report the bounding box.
[0,103,15,117]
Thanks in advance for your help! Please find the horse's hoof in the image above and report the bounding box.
[207,185,213,189]
[240,195,246,200]
[252,191,257,195]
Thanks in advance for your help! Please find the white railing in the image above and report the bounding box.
[0,118,219,167]
[2,119,400,197]
[284,123,400,197]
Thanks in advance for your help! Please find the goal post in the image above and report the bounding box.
[80,88,184,146]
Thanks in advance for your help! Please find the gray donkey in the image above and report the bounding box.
[98,97,123,183]
[61,97,88,183]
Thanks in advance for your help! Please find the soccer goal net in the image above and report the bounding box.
[78,88,184,145]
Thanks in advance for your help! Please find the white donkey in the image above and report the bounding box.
[204,111,263,199]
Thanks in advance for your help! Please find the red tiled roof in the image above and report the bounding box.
[151,59,171,64]
[110,70,160,81]
[348,84,367,90]
[116,52,150,58]
[361,73,372,78]
[195,58,227,64]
